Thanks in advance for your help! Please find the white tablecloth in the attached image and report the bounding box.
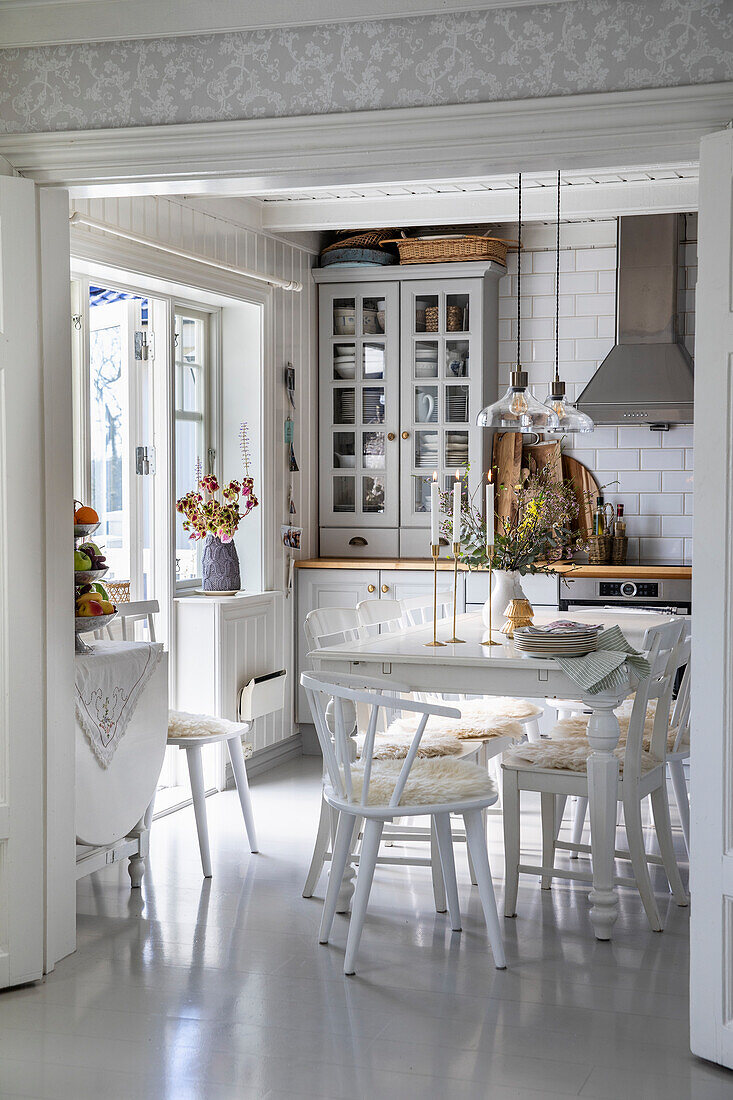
[75,640,163,768]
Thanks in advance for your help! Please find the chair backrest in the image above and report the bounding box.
[623,618,685,781]
[99,599,159,642]
[303,607,361,654]
[356,598,403,636]
[401,593,453,626]
[301,671,459,810]
[670,639,691,753]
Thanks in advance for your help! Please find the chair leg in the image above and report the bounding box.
[502,770,520,918]
[319,813,357,945]
[553,794,568,841]
[650,786,689,906]
[525,718,542,743]
[463,810,506,969]
[226,735,258,853]
[433,813,461,931]
[303,795,331,898]
[186,745,212,878]
[540,793,556,890]
[430,818,447,913]
[623,795,662,932]
[344,818,384,975]
[571,795,588,859]
[668,760,690,859]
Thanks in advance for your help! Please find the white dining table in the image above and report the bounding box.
[310,607,682,941]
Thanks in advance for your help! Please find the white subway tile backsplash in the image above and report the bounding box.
[662,426,693,447]
[531,249,576,273]
[684,493,694,515]
[575,337,615,360]
[617,426,657,447]
[613,494,640,516]
[575,293,615,316]
[519,316,554,341]
[583,426,618,448]
[594,449,640,471]
[627,515,661,537]
[684,448,694,469]
[640,493,683,515]
[683,538,694,563]
[519,273,555,296]
[640,537,684,562]
[640,448,684,470]
[560,315,597,339]
[661,470,694,492]
[662,514,694,537]
[562,447,595,467]
[575,246,616,270]
[531,294,574,317]
[559,271,598,294]
[616,471,662,492]
[597,270,616,294]
[596,315,615,339]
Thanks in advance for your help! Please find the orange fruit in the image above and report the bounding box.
[74,505,99,524]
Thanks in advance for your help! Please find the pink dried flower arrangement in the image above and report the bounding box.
[176,424,259,542]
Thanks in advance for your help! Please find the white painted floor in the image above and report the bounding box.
[0,757,730,1099]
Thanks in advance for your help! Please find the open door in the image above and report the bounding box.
[690,127,733,1068]
[0,177,75,987]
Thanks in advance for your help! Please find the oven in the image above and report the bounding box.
[558,575,691,616]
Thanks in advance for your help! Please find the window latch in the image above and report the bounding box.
[135,445,156,476]
[135,331,155,360]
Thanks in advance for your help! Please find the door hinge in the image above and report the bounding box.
[135,445,156,475]
[135,330,155,360]
[71,314,82,330]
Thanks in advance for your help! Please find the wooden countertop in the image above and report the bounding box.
[295,558,692,579]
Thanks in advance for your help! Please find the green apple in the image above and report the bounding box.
[74,550,92,570]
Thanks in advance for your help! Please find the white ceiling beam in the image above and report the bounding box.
[1,84,723,199]
[258,175,699,231]
[0,0,575,48]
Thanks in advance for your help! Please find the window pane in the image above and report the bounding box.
[362,476,385,513]
[175,417,203,581]
[175,312,207,582]
[89,305,129,581]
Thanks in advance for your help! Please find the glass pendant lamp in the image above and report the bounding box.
[476,172,560,432]
[545,171,594,434]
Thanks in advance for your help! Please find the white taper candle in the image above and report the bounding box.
[486,472,495,548]
[430,472,440,545]
[452,470,461,545]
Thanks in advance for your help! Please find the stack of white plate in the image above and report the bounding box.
[416,435,439,465]
[447,389,468,421]
[334,347,356,379]
[415,345,439,378]
[445,431,469,465]
[514,623,601,658]
[336,391,355,421]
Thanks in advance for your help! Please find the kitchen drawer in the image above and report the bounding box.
[399,528,452,559]
[320,527,399,558]
[465,570,559,608]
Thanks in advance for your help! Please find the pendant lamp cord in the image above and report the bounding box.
[554,169,560,387]
[516,172,522,367]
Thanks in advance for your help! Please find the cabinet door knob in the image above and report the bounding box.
[367,584,376,593]
[387,432,395,441]
[381,584,389,593]
[401,431,410,439]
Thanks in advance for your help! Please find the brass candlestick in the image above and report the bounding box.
[446,543,465,643]
[481,549,501,646]
[424,544,446,647]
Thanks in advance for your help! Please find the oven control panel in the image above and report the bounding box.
[599,581,659,599]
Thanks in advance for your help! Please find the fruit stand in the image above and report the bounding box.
[73,502,117,653]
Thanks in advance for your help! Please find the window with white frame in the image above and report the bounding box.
[174,308,211,584]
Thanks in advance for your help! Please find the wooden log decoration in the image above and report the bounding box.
[492,432,523,534]
[525,440,563,484]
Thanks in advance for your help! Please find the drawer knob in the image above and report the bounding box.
[349,536,368,547]
[381,584,389,593]
[401,431,410,439]
[387,432,395,441]
[367,584,376,593]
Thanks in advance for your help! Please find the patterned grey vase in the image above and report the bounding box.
[202,535,241,592]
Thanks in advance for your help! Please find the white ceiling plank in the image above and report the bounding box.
[258,175,699,231]
[0,0,577,48]
[0,83,720,199]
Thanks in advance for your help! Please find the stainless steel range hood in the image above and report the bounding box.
[576,214,693,425]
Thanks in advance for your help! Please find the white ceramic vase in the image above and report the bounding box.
[482,569,527,634]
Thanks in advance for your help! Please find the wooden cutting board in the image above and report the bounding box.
[492,432,523,533]
[525,440,563,484]
[562,455,600,539]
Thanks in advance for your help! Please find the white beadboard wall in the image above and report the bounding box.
[70,195,317,754]
[498,214,696,564]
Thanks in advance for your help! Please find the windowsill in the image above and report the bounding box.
[174,588,277,602]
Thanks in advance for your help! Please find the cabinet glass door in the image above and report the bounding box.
[320,284,399,527]
[400,278,486,529]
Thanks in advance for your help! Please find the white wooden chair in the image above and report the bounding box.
[502,619,688,931]
[97,599,159,641]
[166,712,258,877]
[302,670,506,974]
[554,641,692,861]
[301,607,498,907]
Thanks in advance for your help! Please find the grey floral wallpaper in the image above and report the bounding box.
[0,0,731,133]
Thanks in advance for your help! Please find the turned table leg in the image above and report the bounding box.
[583,692,623,941]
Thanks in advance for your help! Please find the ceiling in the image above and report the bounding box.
[226,164,699,234]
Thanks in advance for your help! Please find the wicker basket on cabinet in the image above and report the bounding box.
[384,235,512,266]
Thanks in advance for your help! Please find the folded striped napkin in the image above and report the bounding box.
[553,625,651,695]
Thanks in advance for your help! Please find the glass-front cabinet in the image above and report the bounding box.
[319,284,400,538]
[315,264,500,558]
